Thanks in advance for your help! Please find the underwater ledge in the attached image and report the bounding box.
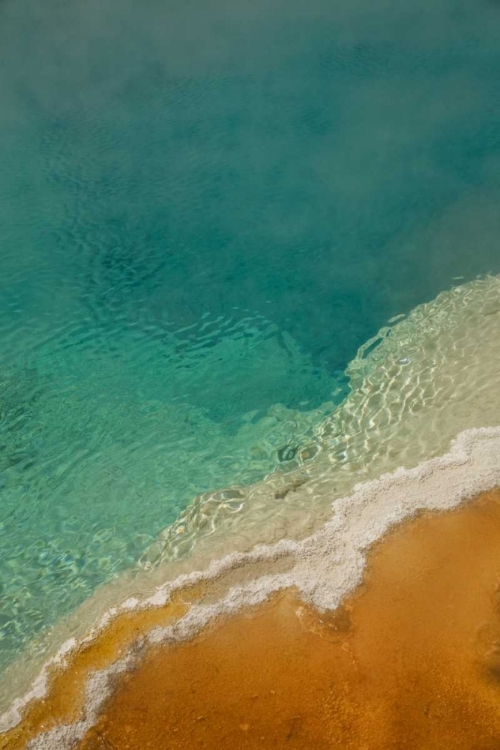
[1,426,500,749]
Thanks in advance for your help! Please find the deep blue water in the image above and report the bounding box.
[1,0,500,669]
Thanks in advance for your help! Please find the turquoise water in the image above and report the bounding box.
[1,0,500,672]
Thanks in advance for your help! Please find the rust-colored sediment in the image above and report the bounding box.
[74,488,500,750]
[0,597,190,750]
[0,555,294,750]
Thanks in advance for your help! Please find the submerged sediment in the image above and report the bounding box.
[151,274,500,566]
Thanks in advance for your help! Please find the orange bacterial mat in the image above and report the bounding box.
[70,488,500,750]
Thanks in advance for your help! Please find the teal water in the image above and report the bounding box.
[1,0,500,672]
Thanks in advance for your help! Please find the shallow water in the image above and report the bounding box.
[1,0,500,675]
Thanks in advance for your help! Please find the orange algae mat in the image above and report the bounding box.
[0,598,190,750]
[78,488,500,750]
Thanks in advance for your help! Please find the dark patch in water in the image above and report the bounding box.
[277,445,298,463]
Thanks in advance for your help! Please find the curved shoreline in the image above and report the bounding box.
[77,487,500,749]
[2,426,500,749]
[2,272,500,746]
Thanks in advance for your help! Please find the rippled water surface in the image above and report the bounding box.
[1,0,500,671]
